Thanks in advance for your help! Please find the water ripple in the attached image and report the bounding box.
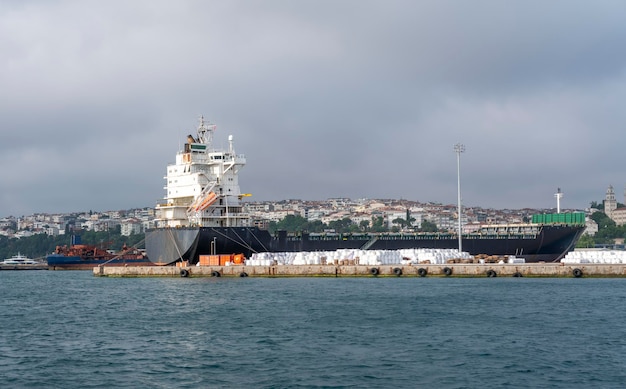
[1,273,626,388]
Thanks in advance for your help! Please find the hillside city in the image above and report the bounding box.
[0,195,604,240]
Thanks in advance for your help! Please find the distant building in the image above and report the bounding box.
[0,218,16,230]
[604,185,626,226]
[584,219,598,236]
[121,219,143,236]
[44,226,61,236]
[605,185,617,218]
[142,220,156,231]
[14,230,36,238]
[611,208,626,226]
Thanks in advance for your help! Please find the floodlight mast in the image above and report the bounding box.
[454,143,465,253]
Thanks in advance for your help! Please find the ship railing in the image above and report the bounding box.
[302,232,464,241]
[360,236,378,250]
[278,230,544,242]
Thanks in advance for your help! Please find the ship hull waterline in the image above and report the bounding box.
[46,255,154,270]
[146,225,585,265]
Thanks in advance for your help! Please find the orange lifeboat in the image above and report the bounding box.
[194,192,218,212]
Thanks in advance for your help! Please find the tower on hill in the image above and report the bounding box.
[605,185,617,218]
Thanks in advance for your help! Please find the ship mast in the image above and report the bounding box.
[196,115,217,144]
[554,188,563,213]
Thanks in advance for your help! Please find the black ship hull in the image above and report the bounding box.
[146,224,585,265]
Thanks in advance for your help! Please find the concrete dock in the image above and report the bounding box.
[93,263,626,278]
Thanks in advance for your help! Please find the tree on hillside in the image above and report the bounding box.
[576,234,595,248]
[392,217,407,230]
[328,217,357,233]
[370,216,387,232]
[305,220,326,233]
[392,210,416,231]
[268,214,309,233]
[419,220,438,232]
[405,209,415,227]
[590,211,615,229]
[268,215,327,234]
[593,225,626,245]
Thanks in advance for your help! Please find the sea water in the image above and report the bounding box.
[1,271,626,388]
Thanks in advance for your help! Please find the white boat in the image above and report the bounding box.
[2,253,40,265]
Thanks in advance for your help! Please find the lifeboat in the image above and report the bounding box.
[194,191,218,212]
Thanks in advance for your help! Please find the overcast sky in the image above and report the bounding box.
[2,0,626,217]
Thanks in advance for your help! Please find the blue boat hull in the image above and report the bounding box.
[46,254,153,270]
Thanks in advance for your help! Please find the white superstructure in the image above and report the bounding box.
[2,253,39,265]
[155,117,250,228]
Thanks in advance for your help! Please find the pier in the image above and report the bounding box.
[93,264,626,278]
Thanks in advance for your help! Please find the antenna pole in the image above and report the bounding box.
[454,143,465,253]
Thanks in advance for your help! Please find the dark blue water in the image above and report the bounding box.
[1,272,626,388]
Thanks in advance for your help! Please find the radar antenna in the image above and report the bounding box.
[196,115,217,145]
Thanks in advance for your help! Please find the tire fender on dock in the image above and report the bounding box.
[486,269,497,278]
[370,267,379,276]
[512,272,523,277]
[443,267,452,276]
[239,272,248,277]
[393,267,403,276]
[572,268,583,278]
[211,270,221,277]
[180,269,190,278]
[418,268,428,277]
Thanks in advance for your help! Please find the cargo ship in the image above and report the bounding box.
[145,117,585,265]
[47,236,152,270]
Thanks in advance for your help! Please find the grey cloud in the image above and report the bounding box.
[1,0,625,216]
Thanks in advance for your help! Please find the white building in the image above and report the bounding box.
[584,219,599,236]
[121,219,143,236]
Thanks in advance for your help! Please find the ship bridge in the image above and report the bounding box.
[155,116,251,228]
